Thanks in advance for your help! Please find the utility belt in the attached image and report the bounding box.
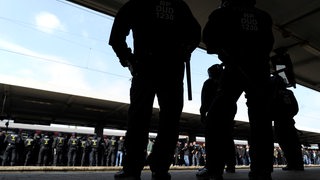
[134,50,184,62]
[70,146,78,149]
[56,146,64,150]
[8,143,16,146]
[41,145,50,149]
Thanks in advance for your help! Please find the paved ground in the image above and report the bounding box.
[0,166,319,180]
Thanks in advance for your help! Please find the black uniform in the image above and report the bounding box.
[89,134,101,166]
[52,133,66,166]
[197,64,237,176]
[202,0,274,179]
[24,134,36,166]
[106,136,117,166]
[2,131,22,166]
[67,134,80,166]
[0,131,6,165]
[271,75,304,170]
[101,136,110,166]
[37,135,52,166]
[80,136,90,166]
[109,0,201,178]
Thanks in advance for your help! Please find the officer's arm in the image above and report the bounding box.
[52,138,56,148]
[108,3,133,67]
[203,11,224,55]
[288,90,299,117]
[179,1,201,59]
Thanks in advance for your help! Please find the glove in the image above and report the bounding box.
[117,47,133,67]
[127,55,137,76]
[119,54,136,75]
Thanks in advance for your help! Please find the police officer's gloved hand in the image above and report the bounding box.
[119,54,136,75]
[117,47,133,67]
[127,55,137,76]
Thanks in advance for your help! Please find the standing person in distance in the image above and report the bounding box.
[52,132,66,166]
[116,136,125,166]
[270,75,304,171]
[197,63,237,178]
[109,0,201,179]
[67,132,80,166]
[2,129,22,166]
[202,0,275,179]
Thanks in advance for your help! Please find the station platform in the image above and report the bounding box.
[0,165,319,180]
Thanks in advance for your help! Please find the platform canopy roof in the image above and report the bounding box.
[68,0,320,93]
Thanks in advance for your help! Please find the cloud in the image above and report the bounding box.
[0,39,91,95]
[0,38,66,64]
[35,12,65,34]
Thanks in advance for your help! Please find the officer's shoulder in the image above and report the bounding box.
[284,88,294,95]
[203,78,212,84]
[253,7,273,20]
[208,8,225,18]
[122,0,142,9]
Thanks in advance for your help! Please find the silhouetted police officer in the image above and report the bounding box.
[67,132,79,166]
[52,132,66,166]
[24,132,36,166]
[203,0,274,179]
[106,136,118,166]
[80,135,90,166]
[0,130,6,165]
[101,135,110,166]
[37,133,52,166]
[271,75,304,171]
[109,0,201,179]
[89,133,101,166]
[197,64,237,178]
[2,129,22,166]
[200,64,224,124]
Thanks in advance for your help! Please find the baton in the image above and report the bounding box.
[185,61,192,101]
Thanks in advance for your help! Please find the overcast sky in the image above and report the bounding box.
[1,0,320,133]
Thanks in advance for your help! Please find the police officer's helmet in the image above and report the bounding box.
[28,132,33,138]
[93,133,97,139]
[221,0,256,7]
[13,128,20,134]
[207,64,223,78]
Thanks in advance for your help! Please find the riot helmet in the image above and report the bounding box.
[93,133,97,139]
[71,132,76,137]
[207,64,223,79]
[27,132,33,138]
[13,128,20,134]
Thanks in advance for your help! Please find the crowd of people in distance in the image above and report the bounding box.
[0,129,319,168]
[0,129,125,167]
[0,0,315,179]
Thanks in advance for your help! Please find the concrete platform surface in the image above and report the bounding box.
[0,166,319,180]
